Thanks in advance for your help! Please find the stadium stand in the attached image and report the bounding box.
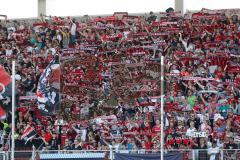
[0,8,239,160]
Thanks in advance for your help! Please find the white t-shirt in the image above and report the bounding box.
[148,105,155,112]
[208,147,219,160]
[94,117,105,124]
[170,69,180,74]
[57,34,62,42]
[81,106,89,115]
[214,113,224,122]
[8,27,16,32]
[217,139,224,148]
[27,46,33,53]
[123,31,130,38]
[6,49,13,56]
[165,118,169,127]
[76,129,87,142]
[70,23,77,36]
[0,130,4,145]
[181,40,195,52]
[200,123,207,132]
[46,48,56,56]
[108,144,121,159]
[197,114,205,123]
[109,144,121,152]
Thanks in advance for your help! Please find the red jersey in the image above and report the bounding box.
[44,132,53,142]
[17,106,28,116]
[152,125,161,133]
[60,133,68,147]
[145,141,152,150]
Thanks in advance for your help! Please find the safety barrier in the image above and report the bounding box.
[0,152,6,160]
[1,149,240,160]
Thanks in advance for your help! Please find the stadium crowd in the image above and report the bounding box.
[0,8,240,160]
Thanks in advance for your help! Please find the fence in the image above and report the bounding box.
[1,149,240,160]
[0,149,240,160]
[112,149,240,160]
[0,152,6,160]
[3,150,33,160]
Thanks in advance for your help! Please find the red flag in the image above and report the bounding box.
[0,106,6,120]
[21,125,37,144]
[0,65,11,92]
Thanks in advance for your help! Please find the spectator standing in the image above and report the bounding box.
[208,141,220,160]
[198,138,208,160]
[70,19,77,45]
[49,133,60,150]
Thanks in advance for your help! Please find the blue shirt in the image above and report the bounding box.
[127,143,133,150]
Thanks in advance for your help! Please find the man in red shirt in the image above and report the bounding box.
[152,120,161,133]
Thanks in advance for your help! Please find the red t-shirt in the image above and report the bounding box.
[83,143,90,150]
[145,141,152,150]
[17,106,28,116]
[41,117,48,126]
[153,125,161,133]
[72,69,84,75]
[33,106,41,119]
[166,128,174,135]
[44,132,53,142]
[183,138,191,146]
[214,71,223,79]
[166,138,175,146]
[61,133,68,147]
[141,126,152,134]
[35,125,42,135]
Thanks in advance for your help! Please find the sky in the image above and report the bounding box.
[184,0,240,11]
[0,0,239,19]
[46,0,174,17]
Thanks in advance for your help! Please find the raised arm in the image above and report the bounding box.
[120,137,127,145]
[71,123,78,132]
[134,135,142,143]
[41,136,49,146]
[195,80,205,90]
[179,33,187,49]
[181,81,189,88]
[200,93,208,106]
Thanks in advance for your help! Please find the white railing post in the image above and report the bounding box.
[31,145,36,160]
[110,148,113,160]
[3,152,5,160]
[6,151,9,160]
[0,152,6,160]
[160,56,164,160]
[192,150,195,160]
[11,61,16,160]
[220,149,224,160]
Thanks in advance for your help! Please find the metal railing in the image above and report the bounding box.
[0,149,240,160]
[0,151,6,160]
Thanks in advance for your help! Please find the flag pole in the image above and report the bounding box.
[11,61,15,160]
[160,56,164,160]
